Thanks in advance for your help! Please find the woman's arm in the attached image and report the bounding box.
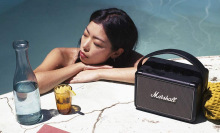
[35,63,85,94]
[68,67,137,84]
[69,56,144,84]
[99,67,137,83]
[68,51,143,84]
[34,48,85,94]
[97,52,143,83]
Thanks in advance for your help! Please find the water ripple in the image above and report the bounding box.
[198,0,211,54]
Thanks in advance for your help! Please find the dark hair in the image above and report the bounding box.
[90,8,138,53]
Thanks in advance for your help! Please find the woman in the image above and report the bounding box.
[34,8,143,94]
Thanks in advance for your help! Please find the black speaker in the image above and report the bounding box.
[135,49,209,122]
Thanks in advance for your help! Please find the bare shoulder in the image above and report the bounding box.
[34,47,79,72]
[56,47,80,66]
[57,47,79,56]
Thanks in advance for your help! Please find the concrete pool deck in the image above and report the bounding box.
[0,55,220,133]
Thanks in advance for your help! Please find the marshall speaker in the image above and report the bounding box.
[135,49,209,122]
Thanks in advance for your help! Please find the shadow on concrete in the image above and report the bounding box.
[193,112,207,124]
[40,109,59,123]
[70,105,84,115]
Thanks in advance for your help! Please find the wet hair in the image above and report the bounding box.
[78,8,138,67]
[90,8,138,53]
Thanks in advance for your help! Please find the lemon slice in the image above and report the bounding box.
[55,84,76,96]
[69,89,76,96]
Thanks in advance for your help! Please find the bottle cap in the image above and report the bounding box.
[13,40,29,49]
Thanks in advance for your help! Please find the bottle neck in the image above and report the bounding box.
[13,40,38,85]
[13,47,37,84]
[15,48,31,69]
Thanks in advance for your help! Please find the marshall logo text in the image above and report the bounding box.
[150,91,177,103]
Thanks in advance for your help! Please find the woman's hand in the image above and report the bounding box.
[68,69,101,83]
[65,63,113,83]
[66,65,112,83]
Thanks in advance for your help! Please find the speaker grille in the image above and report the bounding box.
[136,75,195,120]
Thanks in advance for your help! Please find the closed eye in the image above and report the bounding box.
[94,43,103,48]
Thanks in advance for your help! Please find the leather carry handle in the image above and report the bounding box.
[137,49,208,91]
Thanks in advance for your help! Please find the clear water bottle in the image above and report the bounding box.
[13,40,42,125]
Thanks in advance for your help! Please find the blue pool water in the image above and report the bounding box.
[0,0,220,94]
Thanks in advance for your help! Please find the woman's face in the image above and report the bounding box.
[80,21,114,65]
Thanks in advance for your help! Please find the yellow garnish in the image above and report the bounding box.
[69,89,76,96]
[54,84,76,96]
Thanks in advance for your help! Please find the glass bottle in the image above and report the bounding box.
[13,40,42,125]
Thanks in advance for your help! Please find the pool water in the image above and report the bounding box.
[0,0,219,94]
